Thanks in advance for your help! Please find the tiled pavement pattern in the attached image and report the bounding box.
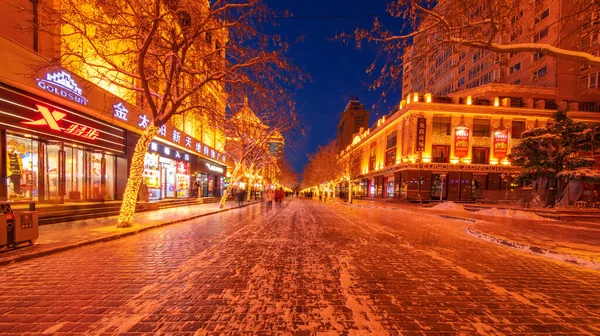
[0,200,599,335]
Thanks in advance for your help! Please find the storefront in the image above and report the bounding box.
[0,84,126,203]
[142,141,193,200]
[194,158,226,198]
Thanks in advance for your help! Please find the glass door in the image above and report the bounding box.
[45,142,63,203]
[162,163,176,198]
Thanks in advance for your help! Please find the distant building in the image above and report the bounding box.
[401,0,600,110]
[268,131,284,164]
[337,97,370,149]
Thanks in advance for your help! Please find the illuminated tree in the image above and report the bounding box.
[508,109,600,205]
[33,0,298,226]
[277,160,299,190]
[349,0,600,94]
[220,97,297,208]
[302,141,342,198]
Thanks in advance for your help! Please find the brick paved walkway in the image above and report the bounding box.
[344,198,600,266]
[0,199,598,334]
[0,200,260,266]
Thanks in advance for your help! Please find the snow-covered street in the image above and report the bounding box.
[0,199,599,335]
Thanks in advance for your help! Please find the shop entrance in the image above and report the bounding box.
[161,159,177,198]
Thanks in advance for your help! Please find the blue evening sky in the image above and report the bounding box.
[266,0,402,174]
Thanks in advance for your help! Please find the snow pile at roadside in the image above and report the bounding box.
[476,208,553,221]
[429,201,465,212]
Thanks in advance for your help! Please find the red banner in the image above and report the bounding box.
[493,129,509,160]
[454,127,470,158]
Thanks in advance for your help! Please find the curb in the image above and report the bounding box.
[466,227,600,271]
[0,201,261,267]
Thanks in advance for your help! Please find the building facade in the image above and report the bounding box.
[0,0,229,203]
[402,0,599,110]
[342,95,600,202]
[337,98,370,149]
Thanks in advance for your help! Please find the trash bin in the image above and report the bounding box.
[13,211,38,245]
[521,187,533,208]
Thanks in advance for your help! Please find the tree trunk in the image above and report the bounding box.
[117,124,159,228]
[348,179,353,204]
[247,177,254,201]
[219,164,241,209]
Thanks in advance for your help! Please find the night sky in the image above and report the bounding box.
[266,0,401,175]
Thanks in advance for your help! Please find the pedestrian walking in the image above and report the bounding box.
[275,188,284,208]
[237,189,246,207]
[264,189,274,212]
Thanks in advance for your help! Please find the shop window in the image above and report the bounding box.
[432,145,450,163]
[6,135,39,200]
[472,175,487,199]
[512,120,526,138]
[472,147,490,164]
[473,119,491,137]
[432,117,451,136]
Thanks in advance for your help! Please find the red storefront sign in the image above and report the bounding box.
[493,129,509,160]
[415,117,427,152]
[0,85,125,153]
[23,105,100,140]
[454,127,470,158]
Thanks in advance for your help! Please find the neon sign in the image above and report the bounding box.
[22,104,100,140]
[36,71,88,106]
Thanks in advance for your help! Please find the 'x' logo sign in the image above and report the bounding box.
[23,105,66,131]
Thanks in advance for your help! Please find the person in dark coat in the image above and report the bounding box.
[544,186,557,208]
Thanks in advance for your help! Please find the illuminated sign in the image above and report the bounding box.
[148,142,191,162]
[23,105,100,140]
[493,129,509,160]
[113,102,128,121]
[206,163,224,174]
[454,127,470,158]
[415,117,427,152]
[36,71,88,106]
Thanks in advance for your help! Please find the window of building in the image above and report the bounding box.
[509,52,517,58]
[512,120,526,139]
[512,79,521,85]
[473,119,491,137]
[432,145,450,163]
[533,27,549,42]
[509,62,521,74]
[472,147,490,164]
[385,149,396,166]
[580,73,598,89]
[535,66,547,78]
[369,144,377,170]
[458,64,466,73]
[533,52,543,60]
[458,77,465,87]
[386,131,397,149]
[432,117,451,136]
[534,8,549,25]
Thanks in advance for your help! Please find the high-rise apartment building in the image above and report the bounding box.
[402,0,600,110]
[337,97,370,149]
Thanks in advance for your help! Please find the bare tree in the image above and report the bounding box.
[277,160,299,190]
[33,0,298,226]
[350,0,600,93]
[220,97,297,208]
[302,141,342,199]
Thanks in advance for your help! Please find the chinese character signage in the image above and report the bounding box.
[148,142,191,162]
[454,127,470,158]
[493,129,509,160]
[415,117,427,152]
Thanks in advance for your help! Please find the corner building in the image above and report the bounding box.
[343,96,599,202]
